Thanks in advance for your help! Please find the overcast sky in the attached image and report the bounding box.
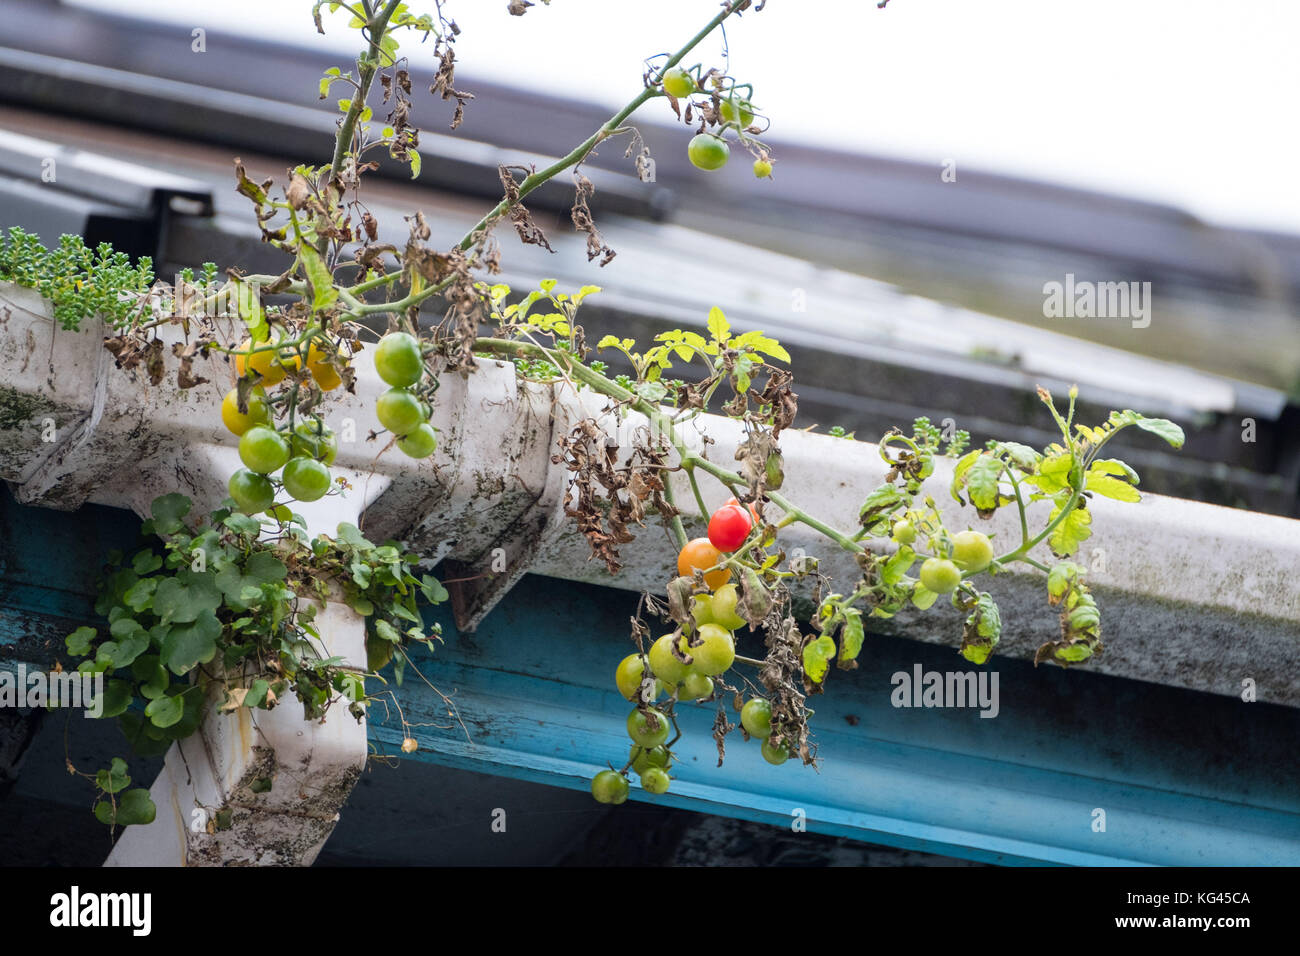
[74,0,1300,235]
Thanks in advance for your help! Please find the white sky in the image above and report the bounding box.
[74,0,1300,235]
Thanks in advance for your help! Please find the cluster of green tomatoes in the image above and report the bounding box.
[591,501,787,805]
[220,329,436,514]
[659,66,772,179]
[893,520,996,593]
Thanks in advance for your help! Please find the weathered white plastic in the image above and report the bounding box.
[4,280,1300,863]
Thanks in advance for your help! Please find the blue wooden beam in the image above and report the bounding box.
[376,576,1300,867]
[4,490,1299,865]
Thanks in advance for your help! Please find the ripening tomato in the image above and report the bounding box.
[677,537,730,590]
[234,338,286,385]
[724,496,762,525]
[708,583,746,631]
[951,530,994,573]
[306,342,344,391]
[919,557,961,594]
[708,504,752,552]
[677,670,714,701]
[648,634,690,685]
[220,388,269,436]
[238,425,290,475]
[684,624,734,676]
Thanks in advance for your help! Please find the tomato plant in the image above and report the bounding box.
[15,0,1187,827]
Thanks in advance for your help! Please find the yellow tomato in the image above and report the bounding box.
[220,388,270,436]
[234,338,286,385]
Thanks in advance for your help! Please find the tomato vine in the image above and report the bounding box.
[0,0,1188,819]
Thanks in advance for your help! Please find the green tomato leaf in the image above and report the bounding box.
[1085,471,1141,502]
[1047,503,1093,557]
[801,634,836,686]
[299,245,338,311]
[966,454,1008,515]
[911,583,939,610]
[706,306,730,344]
[949,449,981,504]
[837,610,865,666]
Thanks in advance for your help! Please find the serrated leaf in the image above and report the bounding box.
[837,610,865,665]
[950,449,981,503]
[1048,504,1093,557]
[1086,472,1141,502]
[994,441,1040,470]
[802,634,836,685]
[966,455,1008,515]
[299,245,338,311]
[911,583,939,610]
[706,306,730,344]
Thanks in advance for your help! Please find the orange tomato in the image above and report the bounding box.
[306,342,344,391]
[234,338,286,385]
[677,537,731,590]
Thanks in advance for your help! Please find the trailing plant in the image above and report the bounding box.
[0,0,1187,818]
[64,492,444,827]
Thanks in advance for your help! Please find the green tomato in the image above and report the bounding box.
[238,425,290,475]
[291,421,338,465]
[661,66,695,99]
[281,457,331,502]
[753,158,773,179]
[591,769,629,805]
[228,468,275,514]
[630,744,671,775]
[684,623,734,676]
[376,387,425,436]
[740,698,773,739]
[951,530,994,573]
[615,654,648,701]
[709,583,746,631]
[648,634,690,685]
[689,594,714,629]
[761,738,790,765]
[397,422,438,459]
[678,670,714,701]
[719,96,754,127]
[919,557,961,594]
[640,767,671,795]
[374,331,423,388]
[687,133,729,171]
[892,520,917,545]
[627,707,670,748]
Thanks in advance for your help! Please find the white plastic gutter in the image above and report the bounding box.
[3,282,1300,859]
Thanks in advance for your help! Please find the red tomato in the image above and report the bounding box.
[724,496,763,525]
[708,504,753,553]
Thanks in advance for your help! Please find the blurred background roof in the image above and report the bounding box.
[1,0,1296,517]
